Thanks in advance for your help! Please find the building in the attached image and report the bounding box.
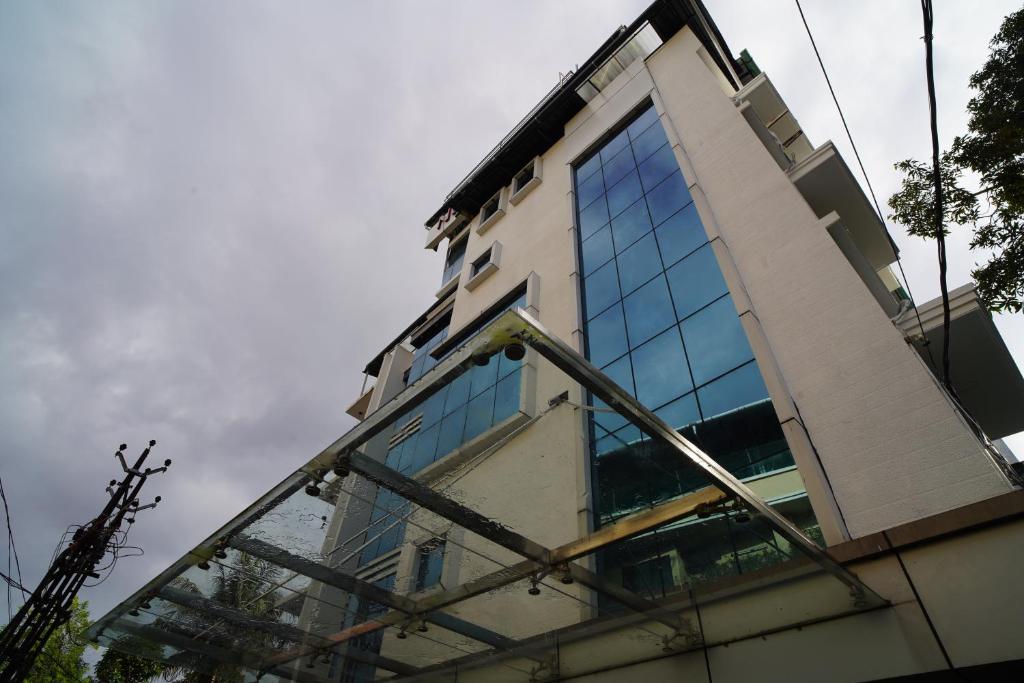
[89,1,1024,681]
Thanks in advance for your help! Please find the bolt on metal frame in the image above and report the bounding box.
[87,307,885,681]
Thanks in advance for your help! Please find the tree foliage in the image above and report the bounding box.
[94,644,165,683]
[889,6,1024,312]
[21,597,95,683]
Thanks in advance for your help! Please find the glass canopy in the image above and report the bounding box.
[88,308,886,682]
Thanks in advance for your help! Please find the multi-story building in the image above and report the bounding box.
[90,1,1024,681]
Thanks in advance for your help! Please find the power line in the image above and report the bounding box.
[792,0,939,373]
[1,475,24,620]
[920,0,954,394]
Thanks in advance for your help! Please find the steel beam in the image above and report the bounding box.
[230,533,524,653]
[338,450,551,564]
[549,486,727,564]
[510,308,883,602]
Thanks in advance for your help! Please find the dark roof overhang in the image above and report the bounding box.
[422,0,748,229]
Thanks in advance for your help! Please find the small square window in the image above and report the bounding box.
[510,157,542,205]
[514,165,534,194]
[481,195,500,223]
[471,249,492,277]
[464,242,501,291]
[415,539,446,591]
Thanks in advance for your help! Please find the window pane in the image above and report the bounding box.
[469,354,500,398]
[587,303,629,368]
[593,353,635,435]
[666,244,728,321]
[577,171,605,209]
[654,392,701,432]
[610,199,653,253]
[631,124,669,164]
[594,424,642,458]
[638,144,679,193]
[645,171,692,226]
[679,295,753,386]
[696,361,769,420]
[419,390,447,431]
[602,145,637,187]
[630,327,693,409]
[464,386,496,441]
[616,232,663,296]
[493,368,521,423]
[408,424,439,473]
[496,347,521,379]
[436,405,467,457]
[577,152,602,181]
[584,260,621,320]
[606,170,644,218]
[627,105,660,139]
[600,128,631,163]
[416,543,445,590]
[443,372,472,415]
[578,195,610,240]
[622,275,675,347]
[655,202,705,267]
[581,225,614,276]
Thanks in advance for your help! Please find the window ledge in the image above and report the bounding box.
[509,176,541,206]
[465,241,502,292]
[476,207,505,235]
[435,274,460,299]
[465,262,498,291]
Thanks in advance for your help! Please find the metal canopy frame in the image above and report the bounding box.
[88,308,884,681]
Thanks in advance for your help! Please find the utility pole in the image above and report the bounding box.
[0,441,170,681]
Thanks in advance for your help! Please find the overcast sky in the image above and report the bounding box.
[2,0,1021,630]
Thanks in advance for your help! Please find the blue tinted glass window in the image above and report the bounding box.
[606,171,644,218]
[496,348,521,379]
[679,295,753,386]
[577,152,602,181]
[654,392,701,432]
[696,361,769,419]
[436,405,467,457]
[602,146,636,187]
[622,275,675,347]
[616,232,663,296]
[574,103,807,593]
[594,424,642,458]
[493,369,521,423]
[638,144,679,193]
[464,387,495,441]
[630,328,693,408]
[419,391,447,430]
[655,203,705,267]
[600,128,631,163]
[443,372,472,415]
[632,125,669,164]
[627,106,660,139]
[408,425,438,473]
[584,260,621,319]
[579,196,610,240]
[469,355,500,398]
[577,171,605,209]
[665,244,728,321]
[610,199,653,253]
[587,303,629,368]
[593,354,634,435]
[581,225,614,276]
[645,171,691,226]
[442,239,466,286]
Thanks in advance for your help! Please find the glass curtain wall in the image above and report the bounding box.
[574,102,818,595]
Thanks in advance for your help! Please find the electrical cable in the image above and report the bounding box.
[920,0,955,393]
[0,475,24,620]
[792,0,940,372]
